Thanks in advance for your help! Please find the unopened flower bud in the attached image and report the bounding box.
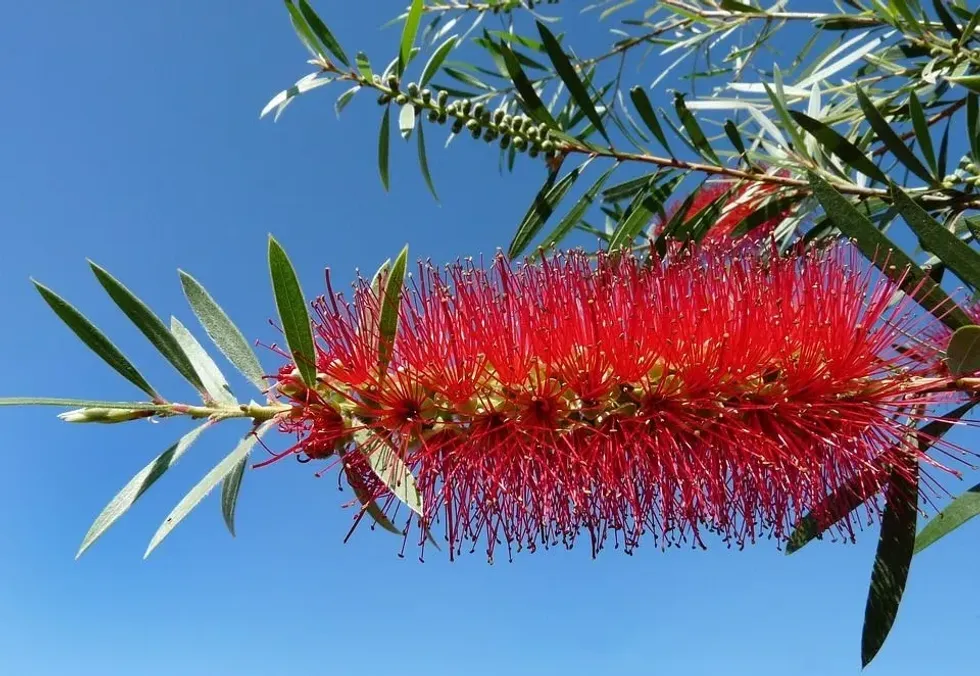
[452,118,464,134]
[386,75,400,90]
[421,88,432,104]
[406,82,420,96]
[465,119,480,132]
[437,90,449,106]
[395,93,409,105]
[59,407,155,424]
[493,109,505,125]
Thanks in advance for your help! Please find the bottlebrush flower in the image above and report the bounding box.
[269,243,972,562]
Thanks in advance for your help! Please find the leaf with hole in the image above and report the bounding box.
[145,421,274,558]
[77,422,212,559]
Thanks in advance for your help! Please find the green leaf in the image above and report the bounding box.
[178,270,268,393]
[720,0,763,12]
[861,455,918,668]
[31,280,159,401]
[283,0,323,58]
[379,106,391,191]
[416,119,439,202]
[297,0,349,66]
[729,194,801,238]
[786,400,976,554]
[354,430,423,517]
[345,459,401,535]
[790,111,887,183]
[537,21,609,144]
[608,174,682,251]
[335,86,359,117]
[806,172,971,331]
[356,51,373,79]
[220,452,249,537]
[724,119,748,161]
[673,93,720,164]
[908,92,937,175]
[0,397,168,410]
[890,184,980,290]
[379,245,409,373]
[509,168,582,258]
[764,73,808,158]
[915,481,980,554]
[89,262,206,395]
[932,0,962,38]
[946,325,980,375]
[170,317,236,406]
[399,0,423,76]
[938,119,951,176]
[268,236,317,388]
[539,166,617,251]
[629,87,672,155]
[76,422,211,559]
[420,35,458,87]
[968,94,980,163]
[498,40,558,128]
[855,85,935,184]
[398,102,416,140]
[144,421,274,558]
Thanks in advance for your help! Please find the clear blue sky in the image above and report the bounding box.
[1,2,978,675]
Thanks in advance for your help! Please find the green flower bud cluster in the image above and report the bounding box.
[941,159,980,188]
[371,74,561,161]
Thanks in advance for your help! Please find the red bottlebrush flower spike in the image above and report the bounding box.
[270,243,974,562]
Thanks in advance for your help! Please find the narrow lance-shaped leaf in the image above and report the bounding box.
[420,35,458,87]
[785,399,977,554]
[145,421,275,558]
[283,0,323,58]
[221,452,249,537]
[170,317,236,406]
[353,429,423,518]
[509,168,582,258]
[915,481,980,554]
[861,454,918,668]
[908,92,938,176]
[890,184,980,290]
[724,119,748,163]
[343,451,401,536]
[499,40,558,128]
[539,165,617,252]
[31,280,159,401]
[674,93,720,165]
[608,174,683,251]
[379,106,391,191]
[76,421,212,559]
[356,51,372,79]
[790,112,888,184]
[416,119,439,201]
[379,245,409,374]
[629,87,672,155]
[536,21,609,144]
[807,172,972,331]
[855,85,935,185]
[89,262,206,395]
[298,0,349,66]
[178,270,268,393]
[268,236,317,388]
[0,397,169,411]
[399,0,423,75]
[968,94,980,164]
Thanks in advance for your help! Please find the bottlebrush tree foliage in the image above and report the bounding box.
[4,0,980,667]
